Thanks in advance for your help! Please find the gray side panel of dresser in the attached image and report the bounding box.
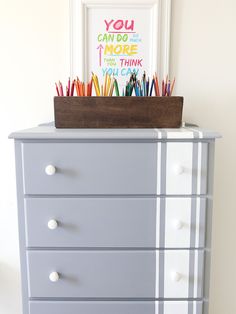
[15,141,29,314]
[203,141,215,314]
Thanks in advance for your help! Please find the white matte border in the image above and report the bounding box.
[70,0,171,81]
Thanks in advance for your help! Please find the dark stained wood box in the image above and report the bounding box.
[54,96,183,128]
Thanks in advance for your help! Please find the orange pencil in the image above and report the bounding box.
[155,74,160,96]
[170,77,176,96]
[75,80,80,96]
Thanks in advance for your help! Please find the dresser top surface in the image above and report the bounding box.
[9,123,221,140]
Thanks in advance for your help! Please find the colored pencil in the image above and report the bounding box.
[67,78,71,96]
[70,80,75,96]
[59,81,64,96]
[55,83,60,96]
[114,79,119,96]
[170,77,176,96]
[149,78,154,96]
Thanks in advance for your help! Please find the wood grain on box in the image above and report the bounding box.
[54,96,183,128]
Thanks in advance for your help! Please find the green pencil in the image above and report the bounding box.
[114,79,119,96]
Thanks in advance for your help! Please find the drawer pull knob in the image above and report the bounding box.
[172,220,183,230]
[48,219,58,230]
[171,271,182,282]
[45,165,56,176]
[173,164,184,175]
[49,272,60,282]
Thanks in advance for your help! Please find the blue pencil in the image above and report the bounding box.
[150,78,154,96]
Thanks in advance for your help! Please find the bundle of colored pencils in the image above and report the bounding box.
[55,72,175,97]
[92,72,119,96]
[55,77,93,97]
[123,72,175,97]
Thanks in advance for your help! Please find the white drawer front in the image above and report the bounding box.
[163,250,203,298]
[165,142,208,195]
[160,197,206,248]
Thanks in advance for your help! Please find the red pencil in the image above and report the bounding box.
[55,83,60,96]
[67,78,70,96]
[70,80,75,96]
[90,78,93,96]
[162,80,165,96]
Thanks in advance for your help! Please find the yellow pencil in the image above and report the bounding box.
[109,77,115,96]
[92,72,100,96]
[104,73,108,96]
[106,74,111,96]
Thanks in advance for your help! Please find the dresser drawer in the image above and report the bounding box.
[22,142,157,195]
[22,141,208,196]
[27,250,204,298]
[29,301,203,314]
[25,197,206,248]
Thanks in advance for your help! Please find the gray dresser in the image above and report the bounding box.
[10,126,220,314]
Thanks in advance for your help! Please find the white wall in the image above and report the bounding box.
[170,1,236,313]
[0,0,69,313]
[0,0,235,313]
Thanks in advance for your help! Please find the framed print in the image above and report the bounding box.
[70,0,171,91]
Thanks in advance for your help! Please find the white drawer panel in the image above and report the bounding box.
[162,197,206,248]
[165,142,208,195]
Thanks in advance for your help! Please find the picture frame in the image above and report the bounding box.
[70,0,171,89]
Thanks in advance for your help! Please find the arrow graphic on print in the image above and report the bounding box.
[97,44,104,67]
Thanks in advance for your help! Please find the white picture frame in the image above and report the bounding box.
[70,0,171,89]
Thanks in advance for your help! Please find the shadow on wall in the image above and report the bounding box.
[0,262,21,314]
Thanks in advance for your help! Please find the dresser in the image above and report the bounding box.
[10,125,220,314]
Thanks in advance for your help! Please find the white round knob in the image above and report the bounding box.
[172,219,183,230]
[45,165,56,176]
[49,271,60,282]
[48,219,58,230]
[171,271,182,282]
[173,164,184,175]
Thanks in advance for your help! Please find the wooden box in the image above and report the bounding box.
[54,96,183,128]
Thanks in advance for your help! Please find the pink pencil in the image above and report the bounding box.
[55,83,60,96]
